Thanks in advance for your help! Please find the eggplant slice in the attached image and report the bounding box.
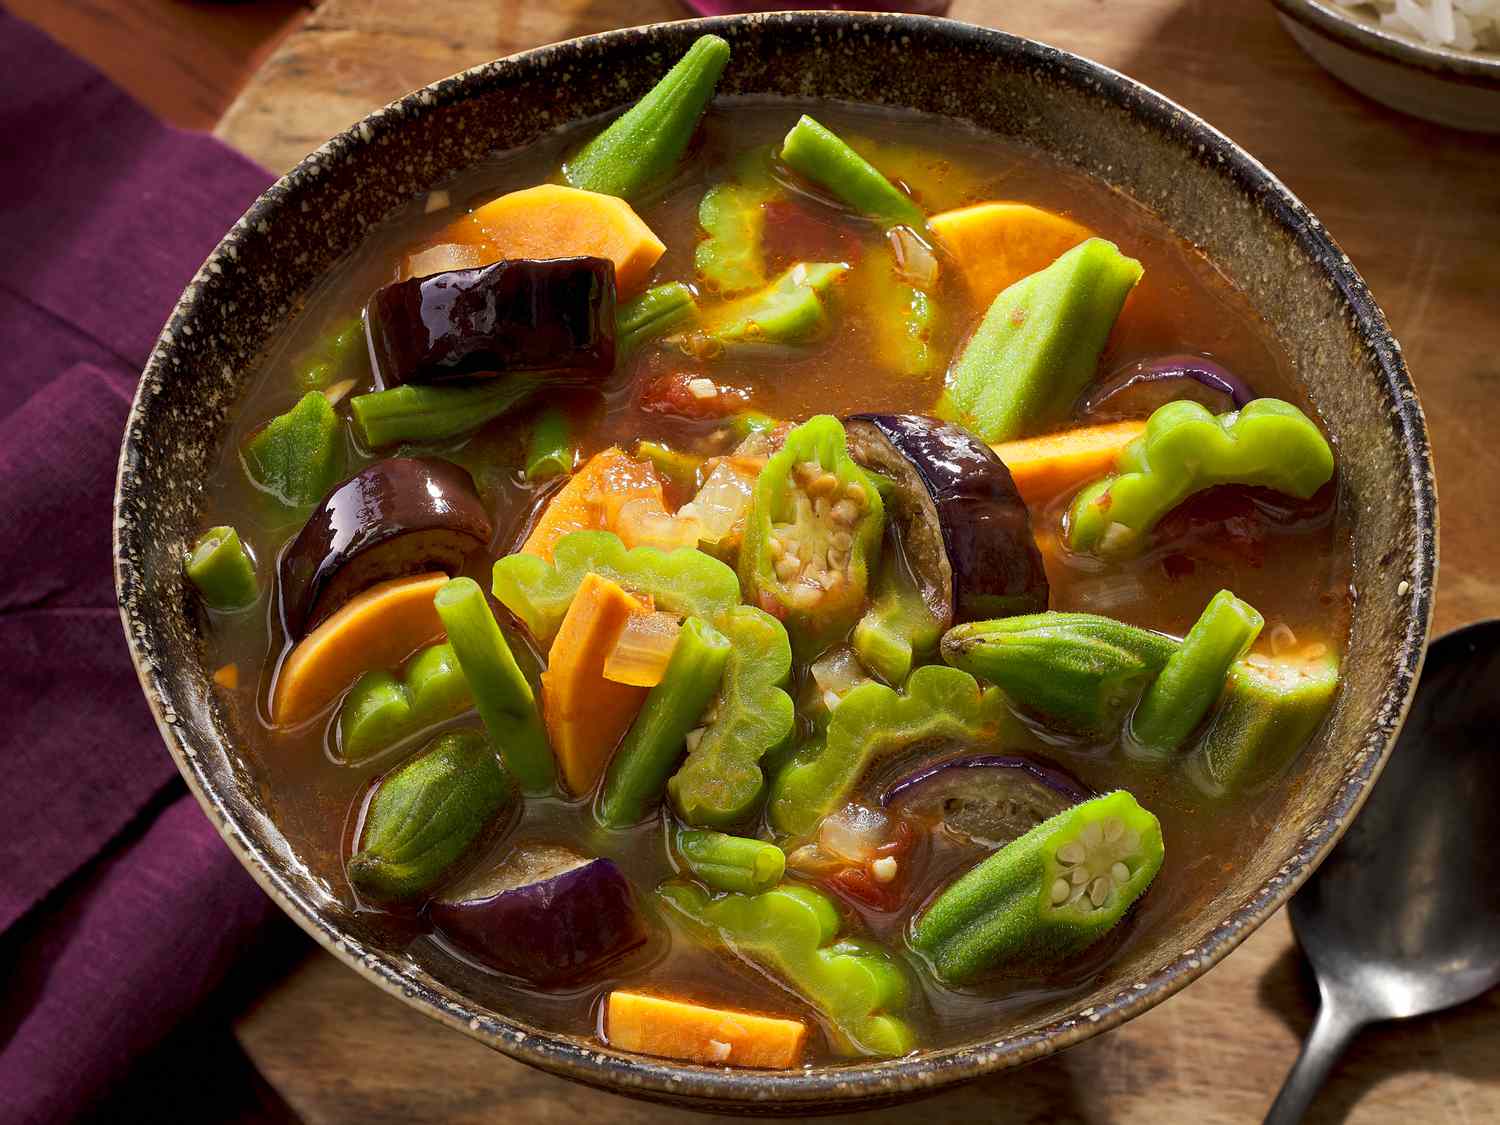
[280,457,492,639]
[845,413,1048,627]
[367,255,617,388]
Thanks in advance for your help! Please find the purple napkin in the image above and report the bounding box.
[0,12,287,1122]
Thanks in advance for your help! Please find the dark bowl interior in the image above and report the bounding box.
[114,12,1435,1114]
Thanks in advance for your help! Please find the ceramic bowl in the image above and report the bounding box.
[1272,0,1500,132]
[114,12,1436,1113]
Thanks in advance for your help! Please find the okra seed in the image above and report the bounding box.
[1070,868,1089,886]
[1088,877,1110,907]
[769,536,784,556]
[1111,862,1130,884]
[1081,821,1103,848]
[807,472,839,498]
[1051,878,1071,905]
[830,530,853,551]
[831,499,860,526]
[1057,842,1086,865]
[1102,817,1124,843]
[775,556,801,582]
[844,481,866,505]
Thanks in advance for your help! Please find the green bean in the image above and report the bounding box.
[1129,590,1264,758]
[525,407,575,481]
[350,379,537,448]
[676,829,785,895]
[596,615,730,828]
[617,282,698,355]
[184,525,259,611]
[433,577,554,793]
[779,115,925,230]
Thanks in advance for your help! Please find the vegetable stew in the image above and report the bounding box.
[188,36,1351,1067]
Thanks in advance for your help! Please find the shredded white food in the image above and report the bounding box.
[1329,0,1500,51]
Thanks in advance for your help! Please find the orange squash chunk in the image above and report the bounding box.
[929,202,1093,306]
[605,991,807,1069]
[540,572,652,795]
[992,420,1147,507]
[440,184,667,297]
[273,572,448,725]
[521,447,666,561]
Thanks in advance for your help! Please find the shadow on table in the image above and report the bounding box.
[1256,941,1500,1125]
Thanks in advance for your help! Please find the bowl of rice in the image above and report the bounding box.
[1272,0,1500,130]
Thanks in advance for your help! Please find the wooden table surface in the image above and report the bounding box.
[44,0,1500,1120]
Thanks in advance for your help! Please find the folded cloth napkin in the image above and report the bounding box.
[0,11,288,1122]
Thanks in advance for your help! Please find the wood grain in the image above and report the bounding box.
[7,0,309,131]
[212,1,1500,1120]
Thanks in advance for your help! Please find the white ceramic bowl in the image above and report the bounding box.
[1272,0,1500,131]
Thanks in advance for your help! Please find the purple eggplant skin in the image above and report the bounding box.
[367,256,617,388]
[428,846,648,986]
[846,414,1048,625]
[279,457,492,639]
[881,752,1090,849]
[1079,354,1255,420]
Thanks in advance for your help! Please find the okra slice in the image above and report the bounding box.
[779,114,925,230]
[768,664,1016,839]
[434,577,554,794]
[184,525,259,612]
[910,790,1164,985]
[658,880,916,1057]
[704,261,849,349]
[563,34,731,203]
[676,829,786,895]
[346,729,517,903]
[241,391,343,511]
[695,147,778,295]
[1189,648,1339,797]
[942,612,1178,736]
[1129,590,1264,758]
[737,415,885,658]
[851,548,945,685]
[936,238,1143,443]
[597,615,731,828]
[1066,398,1335,557]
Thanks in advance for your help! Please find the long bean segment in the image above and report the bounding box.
[525,407,576,482]
[617,281,698,354]
[433,577,554,793]
[1129,590,1263,758]
[185,525,259,611]
[351,380,537,448]
[597,615,731,827]
[676,829,785,895]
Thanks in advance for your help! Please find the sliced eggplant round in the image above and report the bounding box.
[428,844,647,986]
[845,413,1048,626]
[367,256,616,388]
[881,752,1089,849]
[279,457,491,639]
[1079,354,1254,420]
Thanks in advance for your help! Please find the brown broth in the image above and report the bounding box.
[198,99,1352,1062]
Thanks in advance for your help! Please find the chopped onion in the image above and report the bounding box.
[682,461,755,547]
[603,611,682,688]
[321,377,358,406]
[887,226,940,289]
[615,497,703,552]
[401,241,491,280]
[818,803,890,863]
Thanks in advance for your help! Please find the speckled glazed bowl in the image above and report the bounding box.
[114,13,1436,1114]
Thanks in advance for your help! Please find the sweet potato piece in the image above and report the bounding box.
[451,184,666,297]
[929,202,1093,305]
[540,573,652,795]
[605,990,807,1069]
[273,572,448,725]
[521,447,666,561]
[992,419,1146,506]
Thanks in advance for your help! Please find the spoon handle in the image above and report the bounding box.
[1264,1000,1364,1124]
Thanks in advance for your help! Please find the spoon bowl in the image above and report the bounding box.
[1267,620,1500,1121]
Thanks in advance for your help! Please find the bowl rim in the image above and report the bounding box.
[1271,0,1500,82]
[114,10,1436,1107]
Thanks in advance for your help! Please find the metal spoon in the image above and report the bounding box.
[1265,620,1500,1123]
